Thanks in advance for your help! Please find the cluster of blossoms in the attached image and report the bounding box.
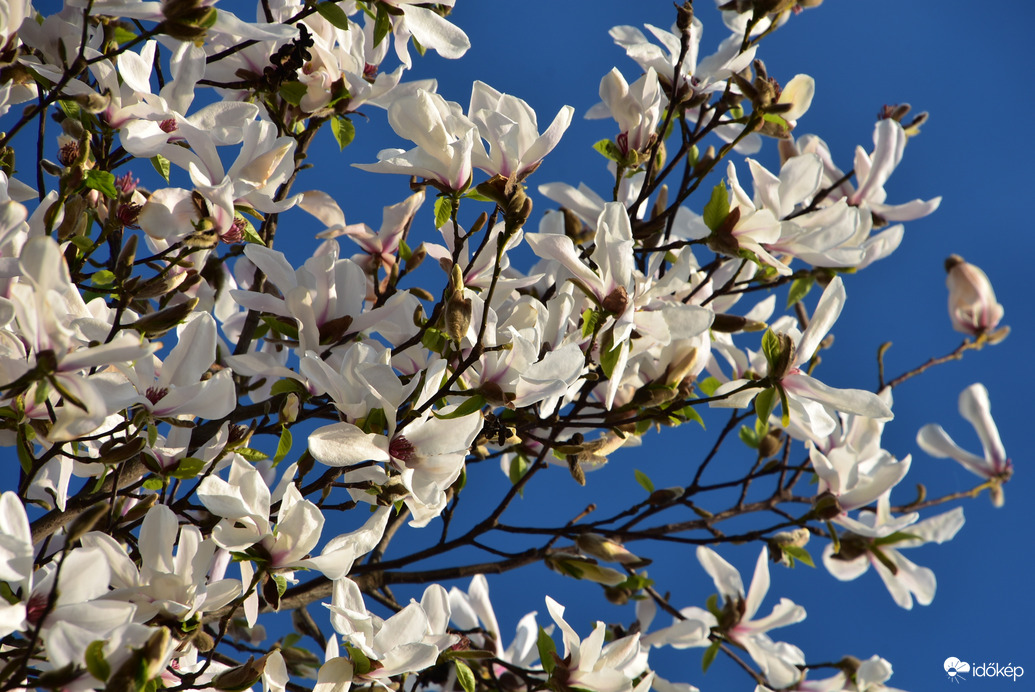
[0,0,1011,691]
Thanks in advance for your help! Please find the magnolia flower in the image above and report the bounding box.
[0,491,33,637]
[824,497,965,609]
[468,80,574,181]
[308,405,483,527]
[917,383,1011,506]
[383,0,471,68]
[944,255,1005,337]
[697,547,806,689]
[590,67,666,157]
[353,88,477,190]
[449,575,542,669]
[328,577,457,680]
[712,277,892,438]
[545,596,650,692]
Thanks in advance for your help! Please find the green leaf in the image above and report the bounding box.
[143,477,165,491]
[111,25,137,44]
[346,644,372,676]
[330,116,355,151]
[774,382,791,427]
[91,270,116,287]
[463,189,494,203]
[373,4,391,47]
[537,626,557,674]
[398,239,412,263]
[171,456,206,479]
[508,455,528,487]
[242,221,265,246]
[702,182,730,232]
[261,316,299,340]
[786,275,814,308]
[634,469,655,493]
[872,531,921,547]
[432,394,486,420]
[315,1,349,28]
[599,333,624,379]
[697,376,721,397]
[592,138,622,163]
[57,100,81,120]
[84,170,118,200]
[273,428,293,465]
[675,405,705,428]
[236,447,269,462]
[85,640,110,682]
[151,154,171,182]
[701,639,721,672]
[279,81,307,107]
[738,424,760,449]
[434,196,453,229]
[754,387,776,438]
[270,378,308,397]
[273,574,287,597]
[70,235,94,253]
[761,329,781,374]
[581,308,604,338]
[454,660,476,692]
[782,545,815,568]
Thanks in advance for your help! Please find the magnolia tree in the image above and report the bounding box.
[0,0,1014,691]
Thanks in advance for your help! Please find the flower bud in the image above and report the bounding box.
[444,264,472,342]
[944,254,1005,338]
[576,533,650,567]
[812,491,842,520]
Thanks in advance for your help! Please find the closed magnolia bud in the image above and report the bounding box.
[945,255,1005,337]
[576,533,650,567]
[128,297,199,336]
[812,491,842,520]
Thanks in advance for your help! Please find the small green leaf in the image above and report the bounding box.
[592,138,622,163]
[261,316,299,340]
[782,545,815,567]
[91,270,116,287]
[330,116,355,151]
[508,455,528,487]
[701,639,721,672]
[738,424,760,449]
[761,328,781,372]
[85,640,110,682]
[373,4,391,47]
[599,334,624,379]
[171,457,206,479]
[675,405,705,428]
[270,378,308,397]
[84,170,118,200]
[151,154,171,182]
[143,477,165,491]
[754,387,776,436]
[537,626,557,674]
[58,100,81,120]
[279,81,307,107]
[273,428,292,465]
[786,275,814,308]
[111,25,137,44]
[697,376,721,397]
[236,447,269,462]
[346,644,372,676]
[70,235,94,252]
[315,1,349,29]
[702,182,730,232]
[581,308,604,338]
[774,382,791,427]
[398,239,412,262]
[432,394,486,420]
[634,469,655,493]
[242,221,265,246]
[434,196,453,229]
[273,574,287,597]
[463,189,494,203]
[454,660,476,692]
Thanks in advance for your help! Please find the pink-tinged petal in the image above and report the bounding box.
[871,196,941,222]
[784,373,892,420]
[900,507,964,547]
[916,424,988,477]
[299,190,346,229]
[696,546,744,602]
[524,232,604,296]
[546,597,581,661]
[160,313,216,388]
[777,153,822,211]
[794,276,844,364]
[742,597,806,634]
[837,454,911,511]
[959,383,1008,470]
[309,423,391,467]
[519,105,576,177]
[850,119,904,205]
[743,549,770,621]
[300,506,390,581]
[710,379,759,408]
[139,504,177,575]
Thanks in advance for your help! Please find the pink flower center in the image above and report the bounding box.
[145,386,169,405]
[160,118,178,133]
[389,435,416,465]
